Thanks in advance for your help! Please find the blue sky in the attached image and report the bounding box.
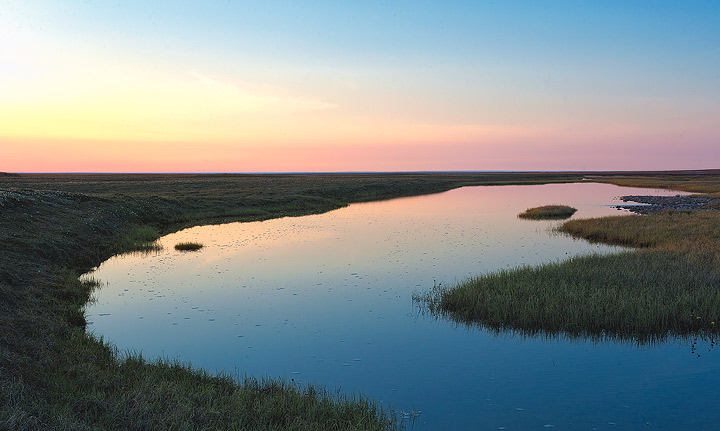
[2,1,719,172]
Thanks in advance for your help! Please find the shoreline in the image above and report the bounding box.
[616,195,720,214]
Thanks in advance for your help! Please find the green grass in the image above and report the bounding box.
[42,340,389,431]
[560,210,720,251]
[117,225,163,252]
[415,250,720,340]
[518,205,577,220]
[3,323,389,431]
[175,241,204,251]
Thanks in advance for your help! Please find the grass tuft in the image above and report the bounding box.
[117,225,162,252]
[174,242,204,251]
[518,205,577,220]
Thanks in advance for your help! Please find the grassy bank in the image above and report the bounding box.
[1,171,596,430]
[594,169,720,197]
[417,250,720,340]
[417,172,720,341]
[561,210,720,251]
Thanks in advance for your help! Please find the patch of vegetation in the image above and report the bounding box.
[25,334,390,431]
[175,241,204,251]
[415,250,720,340]
[560,210,720,251]
[117,225,162,252]
[594,169,720,198]
[518,205,577,220]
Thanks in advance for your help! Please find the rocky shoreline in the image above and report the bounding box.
[615,195,720,214]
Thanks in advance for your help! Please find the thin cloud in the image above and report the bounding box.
[187,70,337,113]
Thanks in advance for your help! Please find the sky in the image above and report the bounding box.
[1,1,719,173]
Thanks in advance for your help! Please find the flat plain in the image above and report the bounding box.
[2,170,719,430]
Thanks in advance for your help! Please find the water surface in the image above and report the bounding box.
[87,183,718,430]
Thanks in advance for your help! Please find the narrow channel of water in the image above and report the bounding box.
[86,183,718,430]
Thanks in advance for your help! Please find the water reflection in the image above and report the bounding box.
[86,183,719,430]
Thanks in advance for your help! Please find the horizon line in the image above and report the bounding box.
[4,168,720,175]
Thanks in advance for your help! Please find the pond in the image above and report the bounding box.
[86,183,718,430]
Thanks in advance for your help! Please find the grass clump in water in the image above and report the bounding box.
[174,241,204,251]
[518,205,577,220]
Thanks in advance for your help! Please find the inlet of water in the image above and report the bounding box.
[86,183,718,430]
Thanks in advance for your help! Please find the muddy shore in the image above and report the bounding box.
[616,195,720,214]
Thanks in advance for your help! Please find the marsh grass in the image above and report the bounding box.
[175,241,204,251]
[117,225,162,252]
[596,171,720,196]
[518,205,577,220]
[42,340,391,431]
[415,250,720,340]
[560,210,720,251]
[1,323,390,431]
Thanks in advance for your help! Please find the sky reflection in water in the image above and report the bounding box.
[87,183,718,430]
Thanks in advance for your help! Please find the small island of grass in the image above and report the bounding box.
[174,241,204,251]
[518,205,577,220]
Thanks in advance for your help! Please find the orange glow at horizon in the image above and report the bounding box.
[4,126,715,173]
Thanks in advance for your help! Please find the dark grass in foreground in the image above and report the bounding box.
[2,277,391,431]
[415,250,720,340]
[175,241,204,251]
[518,205,577,220]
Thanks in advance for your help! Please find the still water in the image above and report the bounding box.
[86,183,718,430]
